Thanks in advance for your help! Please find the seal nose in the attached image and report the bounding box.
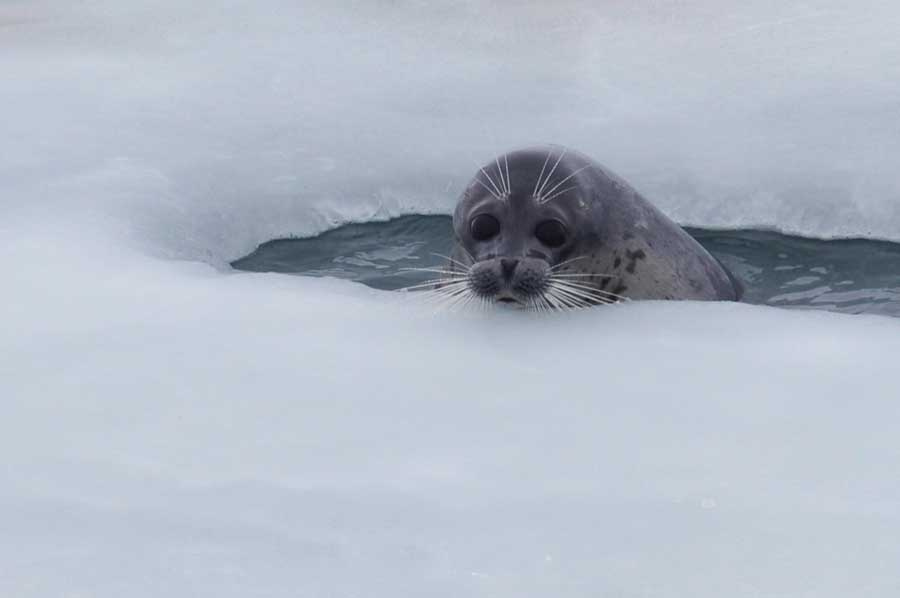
[500,258,519,281]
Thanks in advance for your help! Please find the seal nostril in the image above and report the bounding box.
[500,258,518,280]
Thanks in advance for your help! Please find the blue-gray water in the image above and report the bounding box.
[232,215,900,318]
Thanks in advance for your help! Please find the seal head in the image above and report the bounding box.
[449,146,742,308]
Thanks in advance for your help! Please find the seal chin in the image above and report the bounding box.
[494,294,530,310]
[495,293,527,307]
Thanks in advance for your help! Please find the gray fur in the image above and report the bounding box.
[449,146,742,305]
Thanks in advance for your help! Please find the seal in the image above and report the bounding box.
[442,146,743,309]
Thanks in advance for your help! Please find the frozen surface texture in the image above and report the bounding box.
[3,1,900,596]
[3,231,900,597]
[4,0,900,264]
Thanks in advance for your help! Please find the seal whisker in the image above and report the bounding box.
[416,285,468,303]
[556,289,616,305]
[427,279,471,291]
[474,177,502,201]
[432,281,470,300]
[550,285,590,309]
[400,267,467,275]
[416,278,470,295]
[430,253,473,272]
[416,279,464,291]
[465,293,483,312]
[532,150,553,197]
[535,147,567,199]
[400,279,470,293]
[537,291,555,312]
[539,185,577,205]
[478,167,504,199]
[398,280,462,293]
[552,278,612,291]
[396,274,468,285]
[556,291,583,310]
[544,287,574,311]
[550,280,608,302]
[544,292,559,311]
[504,153,512,196]
[447,288,477,312]
[552,281,619,302]
[549,256,590,271]
[551,283,619,306]
[447,291,471,312]
[550,273,618,279]
[533,294,551,313]
[494,155,508,197]
[542,290,565,311]
[398,276,469,287]
[554,280,630,302]
[400,277,470,291]
[538,291,557,311]
[539,165,591,203]
[551,285,611,307]
[425,288,470,311]
[393,269,460,277]
[390,271,466,286]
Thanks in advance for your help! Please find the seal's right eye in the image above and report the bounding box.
[470,214,500,241]
[535,219,568,248]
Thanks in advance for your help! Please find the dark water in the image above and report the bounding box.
[232,215,900,318]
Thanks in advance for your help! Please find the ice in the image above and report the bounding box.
[3,228,900,597]
[3,1,900,596]
[4,0,900,263]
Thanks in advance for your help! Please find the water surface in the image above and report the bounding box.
[232,215,900,318]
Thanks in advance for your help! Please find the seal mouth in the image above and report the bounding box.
[494,294,528,308]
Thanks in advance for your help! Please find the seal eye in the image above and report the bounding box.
[535,219,568,248]
[470,214,500,241]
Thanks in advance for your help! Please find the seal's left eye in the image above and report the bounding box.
[535,220,567,248]
[471,214,500,241]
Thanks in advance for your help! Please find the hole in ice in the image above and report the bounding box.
[231,215,900,317]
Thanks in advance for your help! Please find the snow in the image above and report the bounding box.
[3,228,900,597]
[3,1,900,596]
[4,0,900,261]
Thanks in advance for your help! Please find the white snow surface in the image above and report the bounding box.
[3,227,900,597]
[3,1,900,596]
[3,0,900,262]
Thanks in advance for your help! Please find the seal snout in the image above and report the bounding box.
[469,256,549,305]
[500,258,519,282]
